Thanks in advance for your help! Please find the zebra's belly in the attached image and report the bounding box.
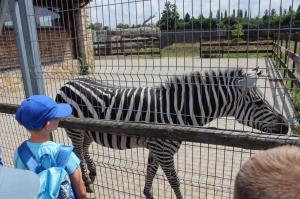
[88,131,145,150]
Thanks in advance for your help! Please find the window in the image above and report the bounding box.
[4,6,61,28]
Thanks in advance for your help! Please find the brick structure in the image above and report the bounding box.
[0,0,94,74]
[0,28,73,70]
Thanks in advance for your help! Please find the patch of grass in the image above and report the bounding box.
[278,66,300,134]
[201,52,271,58]
[161,46,200,57]
[161,42,272,58]
[278,67,300,111]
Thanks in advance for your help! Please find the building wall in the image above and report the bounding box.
[0,28,73,70]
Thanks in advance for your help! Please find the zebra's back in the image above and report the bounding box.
[56,78,150,149]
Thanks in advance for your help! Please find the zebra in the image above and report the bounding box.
[55,69,289,199]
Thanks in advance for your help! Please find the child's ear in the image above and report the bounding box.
[44,121,51,130]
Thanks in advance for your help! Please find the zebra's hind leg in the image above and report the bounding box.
[143,152,159,199]
[83,133,97,183]
[159,157,182,199]
[66,129,94,193]
[148,139,182,199]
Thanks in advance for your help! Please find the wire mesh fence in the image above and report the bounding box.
[0,0,300,198]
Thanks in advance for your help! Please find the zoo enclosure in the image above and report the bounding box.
[0,0,300,199]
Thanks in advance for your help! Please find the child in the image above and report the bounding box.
[234,145,300,199]
[14,95,87,199]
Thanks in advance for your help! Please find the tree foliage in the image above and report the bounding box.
[90,2,300,31]
[157,1,180,30]
[157,1,298,30]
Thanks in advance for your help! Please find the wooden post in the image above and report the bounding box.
[272,36,274,58]
[199,39,202,58]
[284,39,288,64]
[284,38,288,78]
[291,41,298,88]
[280,37,283,60]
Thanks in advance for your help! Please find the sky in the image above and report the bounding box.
[87,0,300,27]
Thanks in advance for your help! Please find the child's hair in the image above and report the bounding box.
[234,145,300,199]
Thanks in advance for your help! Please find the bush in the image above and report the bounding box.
[80,61,91,75]
[231,24,244,41]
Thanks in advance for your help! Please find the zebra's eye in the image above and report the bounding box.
[254,100,264,106]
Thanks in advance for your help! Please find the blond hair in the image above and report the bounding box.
[234,145,300,199]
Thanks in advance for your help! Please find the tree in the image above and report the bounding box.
[282,7,296,25]
[216,10,220,20]
[221,12,223,20]
[263,9,269,22]
[117,23,130,29]
[158,1,179,30]
[283,9,287,16]
[232,9,236,18]
[296,5,300,21]
[184,13,191,22]
[209,11,213,18]
[238,9,243,18]
[224,10,228,18]
[271,9,276,17]
[231,23,244,40]
[244,10,248,18]
[89,22,103,30]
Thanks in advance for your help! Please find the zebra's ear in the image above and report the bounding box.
[247,69,262,77]
[238,74,258,94]
[247,65,263,76]
[257,70,263,76]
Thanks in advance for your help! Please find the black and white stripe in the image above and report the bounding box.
[56,69,288,199]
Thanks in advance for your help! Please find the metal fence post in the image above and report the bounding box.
[9,0,45,97]
[0,0,9,36]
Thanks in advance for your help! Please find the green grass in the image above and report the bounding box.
[161,48,271,58]
[278,67,300,135]
[160,42,272,58]
[200,52,271,58]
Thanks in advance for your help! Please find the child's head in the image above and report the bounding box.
[234,145,300,199]
[16,95,72,133]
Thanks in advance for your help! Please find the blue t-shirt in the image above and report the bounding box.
[13,141,80,176]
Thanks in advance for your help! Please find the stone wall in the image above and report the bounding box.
[76,8,95,73]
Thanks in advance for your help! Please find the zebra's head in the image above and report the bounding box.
[234,69,289,134]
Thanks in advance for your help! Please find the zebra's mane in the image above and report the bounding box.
[163,69,245,87]
[74,69,245,89]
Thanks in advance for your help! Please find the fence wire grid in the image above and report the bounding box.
[0,0,300,198]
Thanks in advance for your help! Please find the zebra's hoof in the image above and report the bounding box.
[85,182,94,193]
[89,173,96,183]
[144,191,154,199]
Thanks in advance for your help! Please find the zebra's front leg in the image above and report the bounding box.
[66,129,94,193]
[83,134,97,183]
[144,152,159,199]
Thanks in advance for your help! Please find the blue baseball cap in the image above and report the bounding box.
[16,95,72,130]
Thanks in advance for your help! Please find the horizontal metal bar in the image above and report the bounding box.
[0,103,299,150]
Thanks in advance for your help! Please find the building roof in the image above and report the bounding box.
[4,7,60,22]
[34,0,91,9]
